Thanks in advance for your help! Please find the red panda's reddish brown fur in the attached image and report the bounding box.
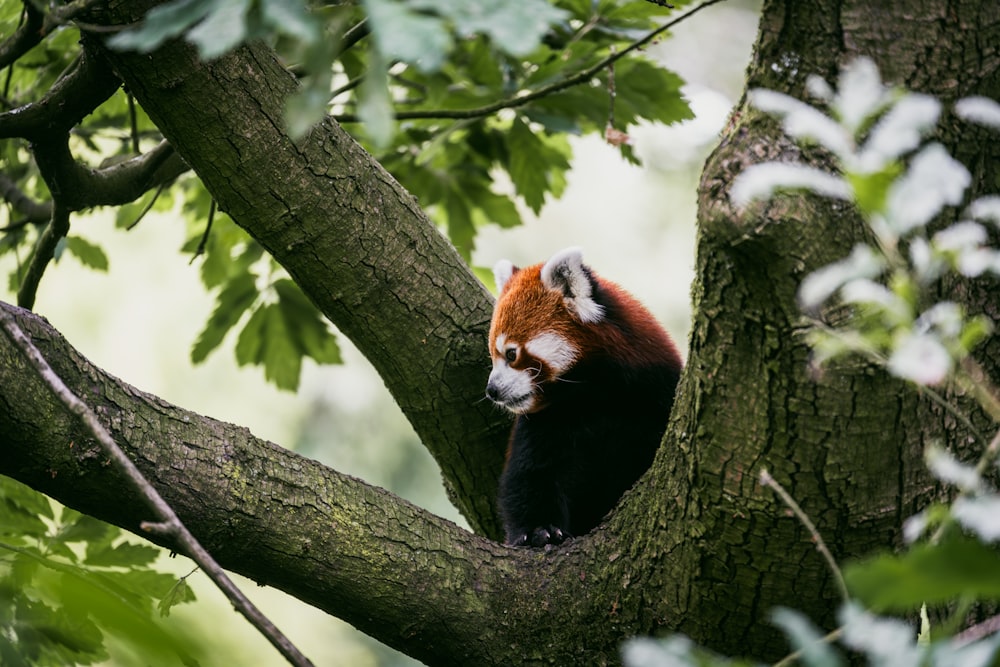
[486,248,682,547]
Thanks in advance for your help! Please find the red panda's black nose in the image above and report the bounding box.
[486,381,503,403]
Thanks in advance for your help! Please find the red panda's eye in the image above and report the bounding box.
[505,348,517,363]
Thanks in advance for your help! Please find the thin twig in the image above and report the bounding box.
[0,307,315,667]
[125,182,167,231]
[772,627,843,667]
[332,0,728,123]
[189,198,216,263]
[760,468,850,603]
[955,611,1000,645]
[17,202,70,310]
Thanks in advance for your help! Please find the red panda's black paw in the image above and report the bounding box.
[510,525,568,548]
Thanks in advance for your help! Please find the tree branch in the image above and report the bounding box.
[0,49,121,139]
[0,172,52,225]
[31,135,186,211]
[0,305,316,667]
[0,300,635,665]
[332,0,728,124]
[17,201,69,310]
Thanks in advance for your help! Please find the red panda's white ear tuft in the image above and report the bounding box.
[541,247,604,323]
[494,259,516,294]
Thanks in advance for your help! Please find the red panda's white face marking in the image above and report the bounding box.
[486,248,598,414]
[487,331,578,414]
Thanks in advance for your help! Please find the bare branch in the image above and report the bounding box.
[0,172,51,225]
[332,0,727,124]
[0,50,121,139]
[32,135,186,211]
[0,306,317,667]
[17,201,69,310]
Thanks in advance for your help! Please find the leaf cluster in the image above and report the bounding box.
[0,476,202,666]
[2,0,695,390]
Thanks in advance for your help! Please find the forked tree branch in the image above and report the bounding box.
[0,305,316,667]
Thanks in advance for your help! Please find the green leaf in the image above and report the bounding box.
[235,304,300,390]
[445,190,474,261]
[85,542,160,568]
[1,477,54,520]
[261,0,321,42]
[57,513,116,546]
[612,59,693,126]
[186,0,253,60]
[357,50,395,149]
[64,236,109,272]
[273,280,342,365]
[363,0,452,72]
[506,118,571,214]
[235,282,341,390]
[157,577,196,617]
[412,0,568,58]
[191,272,260,363]
[107,0,212,53]
[844,536,1000,612]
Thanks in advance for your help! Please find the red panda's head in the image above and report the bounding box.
[485,248,605,415]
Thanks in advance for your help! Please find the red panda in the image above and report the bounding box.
[486,247,683,547]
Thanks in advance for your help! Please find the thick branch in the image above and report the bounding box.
[31,137,185,212]
[0,306,315,667]
[0,301,646,666]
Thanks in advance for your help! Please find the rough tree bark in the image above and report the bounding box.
[2,0,999,664]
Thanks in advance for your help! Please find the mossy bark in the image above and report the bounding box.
[2,0,999,664]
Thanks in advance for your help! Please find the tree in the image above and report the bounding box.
[2,0,999,665]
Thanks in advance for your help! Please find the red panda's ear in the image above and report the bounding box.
[541,247,604,323]
[493,259,517,294]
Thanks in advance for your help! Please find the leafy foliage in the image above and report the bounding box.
[1,0,694,392]
[0,476,201,666]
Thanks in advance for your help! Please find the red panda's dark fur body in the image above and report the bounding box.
[486,249,682,547]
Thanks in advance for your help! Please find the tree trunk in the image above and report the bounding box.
[2,0,999,664]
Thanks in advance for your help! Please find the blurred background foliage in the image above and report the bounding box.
[0,0,763,663]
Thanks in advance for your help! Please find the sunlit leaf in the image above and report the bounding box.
[771,607,844,667]
[186,0,252,61]
[884,143,970,235]
[157,577,197,617]
[729,162,851,210]
[107,0,212,53]
[837,602,924,666]
[797,244,885,310]
[952,496,1000,543]
[955,96,1000,129]
[925,444,983,493]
